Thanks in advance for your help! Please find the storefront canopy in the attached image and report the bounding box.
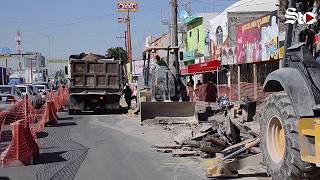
[181,60,220,75]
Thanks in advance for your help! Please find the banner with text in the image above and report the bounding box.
[236,11,279,64]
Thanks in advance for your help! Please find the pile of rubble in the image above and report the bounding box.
[146,102,264,177]
[152,114,260,157]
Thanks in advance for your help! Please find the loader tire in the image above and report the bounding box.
[260,92,320,180]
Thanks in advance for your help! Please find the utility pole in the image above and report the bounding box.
[127,10,133,83]
[45,35,52,77]
[170,0,179,79]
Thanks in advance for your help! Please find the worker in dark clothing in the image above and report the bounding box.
[188,75,194,86]
[123,84,132,109]
[155,55,167,66]
[205,81,218,102]
[196,80,202,86]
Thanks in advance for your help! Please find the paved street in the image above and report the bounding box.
[0,112,205,180]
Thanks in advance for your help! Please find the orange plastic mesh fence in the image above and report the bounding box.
[0,84,70,167]
[0,119,39,166]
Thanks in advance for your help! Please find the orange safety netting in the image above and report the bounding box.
[0,85,69,167]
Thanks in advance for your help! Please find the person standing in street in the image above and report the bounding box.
[196,80,202,86]
[188,75,194,87]
[123,84,132,109]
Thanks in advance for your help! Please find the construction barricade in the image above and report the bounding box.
[0,85,69,167]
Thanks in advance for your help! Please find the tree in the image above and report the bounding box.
[54,69,66,83]
[106,47,128,65]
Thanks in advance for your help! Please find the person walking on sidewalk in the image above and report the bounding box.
[123,84,132,109]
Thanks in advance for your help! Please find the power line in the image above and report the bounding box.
[0,13,117,36]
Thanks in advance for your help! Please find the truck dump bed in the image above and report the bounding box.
[70,59,121,92]
[68,54,122,114]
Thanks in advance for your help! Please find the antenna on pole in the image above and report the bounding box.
[212,0,214,12]
[15,30,22,71]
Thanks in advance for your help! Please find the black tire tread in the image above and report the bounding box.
[260,92,320,180]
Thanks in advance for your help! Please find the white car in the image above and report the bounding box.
[0,85,23,111]
[16,85,41,108]
[34,84,49,103]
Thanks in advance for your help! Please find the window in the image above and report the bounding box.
[16,88,22,97]
[189,31,192,37]
[18,87,26,93]
[216,26,223,45]
[0,87,12,94]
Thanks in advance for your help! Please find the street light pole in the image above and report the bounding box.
[45,35,52,78]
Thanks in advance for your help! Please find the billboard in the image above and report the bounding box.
[133,60,144,75]
[48,59,68,64]
[236,11,279,64]
[117,2,139,12]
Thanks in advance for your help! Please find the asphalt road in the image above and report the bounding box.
[0,112,204,180]
[72,114,204,180]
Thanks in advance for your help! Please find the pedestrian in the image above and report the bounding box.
[196,80,202,86]
[187,83,194,101]
[188,75,194,87]
[205,80,218,102]
[123,84,132,109]
[131,85,138,104]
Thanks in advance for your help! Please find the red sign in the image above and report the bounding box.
[182,60,219,75]
[117,2,139,12]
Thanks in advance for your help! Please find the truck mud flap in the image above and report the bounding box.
[140,102,197,123]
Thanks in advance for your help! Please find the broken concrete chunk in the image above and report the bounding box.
[191,131,209,140]
[172,149,198,157]
[156,149,173,153]
[200,146,223,155]
[205,136,228,148]
[181,146,193,151]
[152,144,182,149]
[174,130,193,144]
[181,140,201,148]
[199,123,213,133]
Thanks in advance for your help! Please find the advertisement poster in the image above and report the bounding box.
[133,60,144,75]
[236,11,278,64]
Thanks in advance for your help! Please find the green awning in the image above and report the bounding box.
[183,15,202,25]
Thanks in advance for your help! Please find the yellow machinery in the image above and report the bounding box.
[139,46,197,123]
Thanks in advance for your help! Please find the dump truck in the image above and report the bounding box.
[68,53,122,114]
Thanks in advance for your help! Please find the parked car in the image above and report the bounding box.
[0,94,22,111]
[16,85,41,108]
[33,82,50,90]
[26,84,43,106]
[0,85,23,111]
[34,84,49,103]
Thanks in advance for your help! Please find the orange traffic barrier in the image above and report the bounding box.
[0,84,70,167]
[47,101,58,126]
[0,111,7,141]
[30,103,49,134]
[0,119,39,167]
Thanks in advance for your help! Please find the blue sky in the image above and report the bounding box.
[0,0,237,60]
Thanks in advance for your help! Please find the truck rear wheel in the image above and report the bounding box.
[260,92,320,179]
